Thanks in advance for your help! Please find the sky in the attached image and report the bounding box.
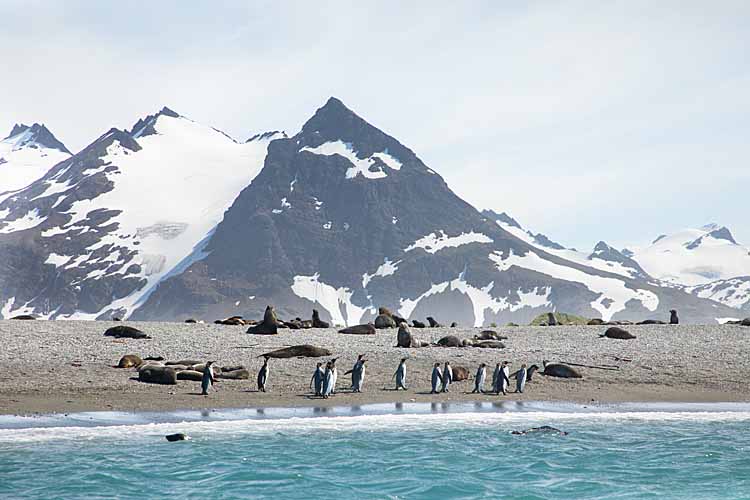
[1,0,748,250]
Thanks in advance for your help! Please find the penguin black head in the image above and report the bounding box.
[434,362,441,367]
[401,357,407,363]
[316,362,323,367]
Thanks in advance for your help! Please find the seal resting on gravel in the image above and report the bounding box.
[311,309,330,328]
[426,317,442,328]
[600,327,636,340]
[587,318,604,325]
[184,318,197,324]
[216,368,250,380]
[215,316,245,326]
[10,314,36,320]
[261,345,332,358]
[339,324,376,335]
[246,306,279,335]
[396,323,414,347]
[104,325,151,339]
[138,365,177,384]
[176,370,204,381]
[638,319,666,325]
[116,354,143,368]
[411,320,426,328]
[435,335,462,347]
[475,330,505,341]
[374,313,397,329]
[451,366,470,381]
[540,361,582,378]
[464,339,505,349]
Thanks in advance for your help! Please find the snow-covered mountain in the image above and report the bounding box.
[485,212,750,316]
[0,123,71,196]
[0,99,740,324]
[484,210,651,281]
[0,107,283,319]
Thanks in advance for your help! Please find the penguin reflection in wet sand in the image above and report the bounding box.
[310,362,325,396]
[430,363,443,394]
[515,363,527,394]
[201,361,215,396]
[472,363,486,394]
[257,356,270,392]
[441,362,453,393]
[393,358,408,390]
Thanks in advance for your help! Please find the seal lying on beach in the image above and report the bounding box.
[104,325,151,339]
[540,361,582,378]
[339,324,376,335]
[411,320,426,328]
[176,370,203,381]
[138,365,177,385]
[10,314,36,320]
[637,319,666,325]
[475,330,506,341]
[216,368,250,380]
[374,313,397,329]
[511,426,568,436]
[463,339,505,349]
[215,316,246,325]
[116,354,143,368]
[435,335,462,347]
[427,317,442,328]
[451,365,470,381]
[600,327,636,340]
[261,345,332,358]
[246,306,279,335]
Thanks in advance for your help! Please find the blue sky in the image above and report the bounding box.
[1,0,748,250]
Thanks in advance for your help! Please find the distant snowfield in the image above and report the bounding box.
[44,115,278,319]
[627,225,750,286]
[687,278,750,309]
[299,140,402,180]
[405,231,493,254]
[489,249,659,320]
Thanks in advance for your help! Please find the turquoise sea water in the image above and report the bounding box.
[1,402,750,499]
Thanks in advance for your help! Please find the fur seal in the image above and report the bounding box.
[139,365,177,385]
[374,313,397,329]
[10,314,36,320]
[450,322,458,328]
[472,363,487,393]
[638,319,666,325]
[475,330,505,341]
[216,316,246,326]
[587,318,604,325]
[451,365,470,381]
[441,362,453,392]
[311,309,330,328]
[257,357,270,392]
[427,317,442,328]
[670,309,679,325]
[167,359,203,367]
[184,318,197,324]
[431,362,443,393]
[262,345,332,358]
[338,324,376,335]
[311,362,325,396]
[512,426,568,436]
[246,306,279,335]
[545,312,558,326]
[393,358,407,390]
[117,354,142,368]
[201,361,216,395]
[541,361,582,378]
[436,335,462,347]
[600,327,636,340]
[411,320,426,328]
[104,325,150,339]
[165,433,190,442]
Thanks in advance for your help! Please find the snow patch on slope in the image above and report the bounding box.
[362,258,401,288]
[489,249,658,320]
[0,209,44,233]
[405,231,493,254]
[300,141,402,180]
[291,273,375,326]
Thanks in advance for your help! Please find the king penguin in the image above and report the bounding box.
[310,362,325,396]
[257,356,270,392]
[472,363,486,394]
[393,358,408,390]
[201,360,215,396]
[441,362,453,393]
[431,362,443,394]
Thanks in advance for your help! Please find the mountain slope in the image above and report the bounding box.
[0,123,71,196]
[134,98,733,325]
[0,108,281,319]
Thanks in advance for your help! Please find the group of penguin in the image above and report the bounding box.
[200,356,532,397]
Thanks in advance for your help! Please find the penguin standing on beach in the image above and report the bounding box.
[472,363,487,394]
[492,363,501,394]
[515,363,527,394]
[431,362,443,394]
[346,355,365,391]
[393,358,408,390]
[501,361,511,395]
[201,361,215,396]
[310,362,325,396]
[322,361,334,398]
[441,362,453,393]
[257,356,270,392]
[330,358,339,394]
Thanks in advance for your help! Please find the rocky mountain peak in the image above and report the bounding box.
[3,122,70,154]
[130,106,181,139]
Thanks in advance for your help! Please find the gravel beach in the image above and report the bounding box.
[1,320,749,415]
